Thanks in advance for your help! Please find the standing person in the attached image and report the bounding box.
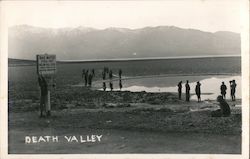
[38,75,47,117]
[211,95,231,117]
[88,73,93,87]
[185,80,190,102]
[119,69,122,79]
[109,70,113,91]
[229,81,233,101]
[195,81,201,102]
[177,81,182,100]
[231,80,237,101]
[84,70,89,86]
[119,79,123,90]
[110,82,113,91]
[220,82,227,99]
[92,69,95,77]
[102,70,106,80]
[102,69,106,91]
[82,69,85,86]
[109,70,113,80]
[103,82,106,91]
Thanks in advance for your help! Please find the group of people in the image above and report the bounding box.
[102,67,123,91]
[177,79,235,117]
[220,80,237,101]
[178,79,237,102]
[81,67,123,91]
[82,69,95,87]
[102,67,113,91]
[212,80,237,117]
[177,80,201,102]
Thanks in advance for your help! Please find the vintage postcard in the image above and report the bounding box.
[0,0,249,159]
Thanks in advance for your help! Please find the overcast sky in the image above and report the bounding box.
[3,0,243,33]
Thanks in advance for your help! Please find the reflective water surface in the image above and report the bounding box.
[98,75,241,100]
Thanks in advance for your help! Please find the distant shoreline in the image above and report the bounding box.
[58,55,241,63]
[8,55,240,67]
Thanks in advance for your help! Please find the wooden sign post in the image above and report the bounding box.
[36,54,56,116]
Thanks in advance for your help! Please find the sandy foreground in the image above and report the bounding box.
[8,87,241,154]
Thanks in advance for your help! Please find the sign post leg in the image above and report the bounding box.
[47,90,51,116]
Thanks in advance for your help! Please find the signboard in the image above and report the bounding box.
[37,54,56,75]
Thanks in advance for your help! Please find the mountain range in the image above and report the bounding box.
[8,25,241,60]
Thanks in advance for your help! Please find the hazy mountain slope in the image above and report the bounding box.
[8,25,240,60]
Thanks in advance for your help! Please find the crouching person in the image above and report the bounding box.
[211,95,231,117]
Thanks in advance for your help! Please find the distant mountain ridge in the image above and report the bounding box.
[9,25,241,60]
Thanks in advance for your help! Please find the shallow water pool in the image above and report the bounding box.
[97,75,241,100]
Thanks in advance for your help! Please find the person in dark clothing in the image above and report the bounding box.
[230,81,233,101]
[229,81,233,101]
[119,79,123,90]
[38,75,47,117]
[84,70,89,86]
[110,82,113,91]
[102,70,106,80]
[108,70,113,91]
[195,81,201,102]
[92,69,95,77]
[102,69,106,91]
[220,82,227,99]
[185,80,190,102]
[177,81,182,100]
[103,82,106,91]
[231,80,237,101]
[88,73,93,86]
[119,69,122,79]
[109,70,113,80]
[82,69,85,86]
[211,95,231,117]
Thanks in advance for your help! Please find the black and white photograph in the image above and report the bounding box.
[0,0,249,158]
